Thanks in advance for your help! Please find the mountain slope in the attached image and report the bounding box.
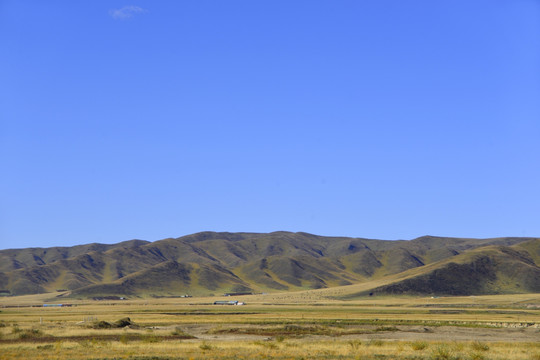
[0,232,538,297]
[344,242,540,297]
[69,261,251,297]
[0,240,149,273]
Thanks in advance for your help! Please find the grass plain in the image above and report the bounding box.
[0,292,539,360]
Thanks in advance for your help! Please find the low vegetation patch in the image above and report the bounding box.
[90,317,137,329]
[208,324,389,337]
[199,342,214,351]
[241,318,502,329]
[18,328,47,339]
[208,324,330,337]
[375,326,399,332]
[410,341,428,350]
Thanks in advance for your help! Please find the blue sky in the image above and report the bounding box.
[1,1,539,249]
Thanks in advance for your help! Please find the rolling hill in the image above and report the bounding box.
[0,232,538,298]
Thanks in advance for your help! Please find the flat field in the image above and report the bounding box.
[0,292,539,359]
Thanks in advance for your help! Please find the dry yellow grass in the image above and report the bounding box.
[1,292,539,359]
[0,337,538,360]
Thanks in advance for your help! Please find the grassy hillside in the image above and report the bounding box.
[340,242,540,298]
[0,232,538,297]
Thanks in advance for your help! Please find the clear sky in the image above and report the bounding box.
[1,1,539,250]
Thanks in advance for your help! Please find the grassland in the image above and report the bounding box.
[1,292,539,359]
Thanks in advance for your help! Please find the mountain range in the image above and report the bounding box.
[1,232,539,298]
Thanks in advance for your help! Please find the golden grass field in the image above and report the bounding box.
[0,291,539,359]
